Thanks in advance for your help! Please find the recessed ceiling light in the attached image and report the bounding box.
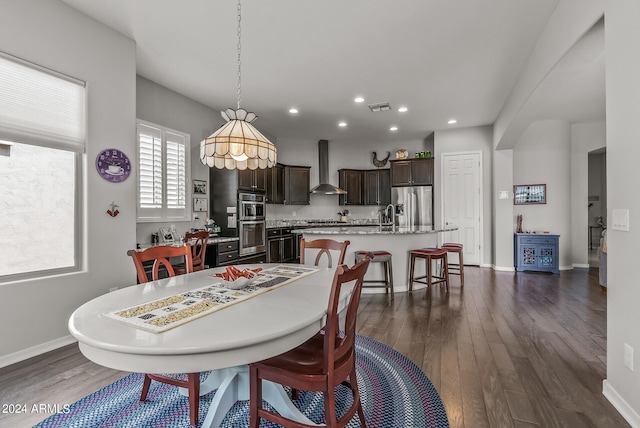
[289,108,299,114]
[354,96,365,103]
[398,106,408,113]
[338,121,347,127]
[390,126,398,131]
[448,119,457,124]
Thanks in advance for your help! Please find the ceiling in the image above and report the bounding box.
[60,0,604,145]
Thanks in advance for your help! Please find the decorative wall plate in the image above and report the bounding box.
[96,148,131,183]
[395,149,408,160]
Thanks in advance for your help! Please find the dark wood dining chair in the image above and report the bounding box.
[127,244,193,284]
[174,231,209,275]
[126,245,200,426]
[300,238,350,268]
[249,254,372,428]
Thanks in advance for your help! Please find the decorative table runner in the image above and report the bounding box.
[103,265,319,333]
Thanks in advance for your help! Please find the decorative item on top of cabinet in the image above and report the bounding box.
[390,158,433,186]
[372,151,390,167]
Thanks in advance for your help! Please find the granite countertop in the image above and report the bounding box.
[138,235,238,250]
[267,218,380,229]
[292,225,458,235]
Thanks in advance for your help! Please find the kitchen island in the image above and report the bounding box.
[293,225,458,293]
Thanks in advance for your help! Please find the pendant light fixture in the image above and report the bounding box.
[200,0,276,170]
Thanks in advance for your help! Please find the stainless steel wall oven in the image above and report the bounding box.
[238,192,266,255]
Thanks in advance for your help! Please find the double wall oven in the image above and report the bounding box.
[238,192,266,255]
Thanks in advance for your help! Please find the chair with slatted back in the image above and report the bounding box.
[174,231,209,275]
[249,254,372,428]
[300,238,350,268]
[126,245,200,426]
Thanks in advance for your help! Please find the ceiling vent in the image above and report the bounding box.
[368,102,392,112]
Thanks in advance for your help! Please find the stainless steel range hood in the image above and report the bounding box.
[310,140,347,195]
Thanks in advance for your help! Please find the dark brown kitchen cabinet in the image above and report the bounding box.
[238,168,266,192]
[266,164,310,205]
[390,158,433,186]
[267,228,294,262]
[338,169,364,205]
[285,166,310,205]
[364,169,391,205]
[266,164,285,203]
[204,241,240,267]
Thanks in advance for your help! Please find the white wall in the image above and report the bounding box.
[603,1,640,425]
[492,1,604,272]
[135,76,221,244]
[493,149,515,269]
[0,0,136,362]
[434,125,494,266]
[494,0,604,149]
[513,120,572,269]
[571,121,606,267]
[268,136,429,220]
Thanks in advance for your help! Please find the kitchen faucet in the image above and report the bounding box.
[386,204,396,232]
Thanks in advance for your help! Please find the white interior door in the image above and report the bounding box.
[442,152,481,265]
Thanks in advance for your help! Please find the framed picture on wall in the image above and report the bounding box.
[159,227,176,242]
[193,179,207,195]
[514,184,546,205]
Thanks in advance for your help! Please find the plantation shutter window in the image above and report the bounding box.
[136,120,190,222]
[166,132,187,210]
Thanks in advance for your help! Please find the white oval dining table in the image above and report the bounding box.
[68,264,346,427]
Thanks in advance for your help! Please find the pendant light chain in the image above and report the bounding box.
[236,0,242,110]
[200,0,276,171]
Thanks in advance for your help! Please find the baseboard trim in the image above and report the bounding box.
[573,263,590,269]
[0,335,77,369]
[493,265,515,272]
[603,379,640,427]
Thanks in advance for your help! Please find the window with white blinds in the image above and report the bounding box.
[0,51,86,152]
[137,121,190,221]
[0,52,84,282]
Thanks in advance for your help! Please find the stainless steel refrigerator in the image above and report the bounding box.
[391,186,433,228]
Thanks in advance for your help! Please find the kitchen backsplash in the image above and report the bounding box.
[267,195,383,221]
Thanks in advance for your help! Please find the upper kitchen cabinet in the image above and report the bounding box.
[266,164,285,203]
[238,168,266,192]
[266,164,311,205]
[338,169,364,205]
[390,158,433,186]
[285,165,311,205]
[364,169,391,205]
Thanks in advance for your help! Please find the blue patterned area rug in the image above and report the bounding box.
[35,335,449,427]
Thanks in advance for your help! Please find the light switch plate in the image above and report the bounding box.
[499,190,509,200]
[612,209,630,231]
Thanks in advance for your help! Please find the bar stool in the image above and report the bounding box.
[355,250,394,300]
[441,242,464,287]
[408,247,450,292]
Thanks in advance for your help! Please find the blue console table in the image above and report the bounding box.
[514,233,560,274]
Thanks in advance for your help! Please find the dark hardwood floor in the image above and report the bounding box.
[0,267,627,427]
